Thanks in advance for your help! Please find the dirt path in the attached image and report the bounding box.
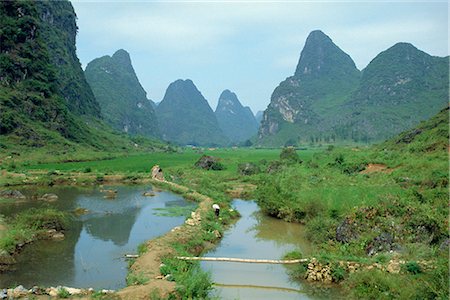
[116,181,214,299]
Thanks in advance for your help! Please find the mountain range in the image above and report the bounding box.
[1,1,447,151]
[258,30,449,146]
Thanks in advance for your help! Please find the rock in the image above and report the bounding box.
[40,193,58,201]
[213,230,222,238]
[74,207,89,215]
[366,232,395,256]
[0,190,26,199]
[64,287,83,295]
[142,191,155,197]
[0,289,7,299]
[171,226,181,232]
[30,286,44,295]
[51,232,65,240]
[47,287,58,297]
[387,260,401,273]
[237,162,260,175]
[101,289,115,294]
[194,155,224,170]
[12,285,28,298]
[155,275,164,279]
[336,218,358,243]
[151,165,164,181]
[185,218,196,226]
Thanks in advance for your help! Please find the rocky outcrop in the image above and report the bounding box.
[194,155,224,170]
[335,217,359,243]
[151,165,164,181]
[366,232,397,256]
[0,190,26,199]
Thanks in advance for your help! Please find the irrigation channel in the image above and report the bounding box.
[201,199,323,300]
[0,185,196,290]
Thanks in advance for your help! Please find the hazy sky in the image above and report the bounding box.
[72,0,448,113]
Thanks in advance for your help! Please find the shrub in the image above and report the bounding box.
[305,216,337,244]
[404,261,422,274]
[280,147,302,164]
[57,287,70,298]
[237,162,260,175]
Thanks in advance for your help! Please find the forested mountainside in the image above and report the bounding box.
[258,30,448,146]
[85,49,159,138]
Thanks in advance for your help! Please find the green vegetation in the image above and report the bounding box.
[255,109,449,299]
[0,208,70,253]
[126,271,149,286]
[57,287,70,298]
[85,49,159,138]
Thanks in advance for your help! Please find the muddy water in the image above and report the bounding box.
[0,185,195,290]
[202,200,315,300]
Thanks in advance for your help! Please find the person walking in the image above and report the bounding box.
[212,203,220,217]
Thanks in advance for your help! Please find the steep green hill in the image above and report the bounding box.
[36,0,100,117]
[85,49,159,138]
[156,79,228,146]
[215,90,258,143]
[258,30,361,146]
[0,0,164,158]
[0,0,82,141]
[258,30,448,146]
[334,43,449,142]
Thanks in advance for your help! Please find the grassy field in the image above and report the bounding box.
[15,148,318,174]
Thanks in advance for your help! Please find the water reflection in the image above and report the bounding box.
[0,186,194,290]
[201,199,314,300]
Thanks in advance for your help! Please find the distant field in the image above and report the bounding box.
[19,148,320,174]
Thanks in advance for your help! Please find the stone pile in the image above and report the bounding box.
[185,211,201,226]
[0,285,115,299]
[305,258,333,283]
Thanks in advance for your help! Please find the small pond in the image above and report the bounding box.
[201,199,318,300]
[0,185,195,290]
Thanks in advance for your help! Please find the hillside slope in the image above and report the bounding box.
[85,49,159,138]
[156,79,228,146]
[215,90,258,143]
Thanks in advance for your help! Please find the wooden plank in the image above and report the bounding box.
[176,256,309,264]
